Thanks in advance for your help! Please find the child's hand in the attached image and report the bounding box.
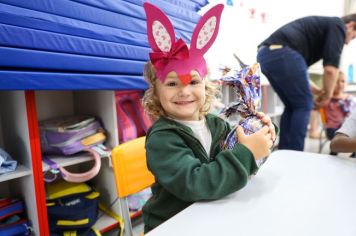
[256,112,276,142]
[236,126,273,160]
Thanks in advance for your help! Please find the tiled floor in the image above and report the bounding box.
[304,133,330,154]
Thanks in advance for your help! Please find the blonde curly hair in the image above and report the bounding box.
[142,61,218,121]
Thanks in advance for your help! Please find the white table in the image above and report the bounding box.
[146,150,356,236]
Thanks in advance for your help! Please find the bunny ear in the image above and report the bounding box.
[190,4,224,56]
[144,2,176,53]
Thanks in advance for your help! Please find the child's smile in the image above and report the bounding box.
[174,100,195,105]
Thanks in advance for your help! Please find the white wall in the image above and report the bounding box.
[343,0,356,83]
[201,0,347,80]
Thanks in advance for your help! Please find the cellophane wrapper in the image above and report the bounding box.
[220,62,268,167]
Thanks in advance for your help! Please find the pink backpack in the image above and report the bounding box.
[115,90,152,143]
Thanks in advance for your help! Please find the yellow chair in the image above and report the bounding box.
[318,107,329,153]
[112,136,155,236]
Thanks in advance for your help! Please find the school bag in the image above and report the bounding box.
[46,180,123,236]
[0,198,32,235]
[46,180,101,235]
[39,115,108,183]
[115,90,152,143]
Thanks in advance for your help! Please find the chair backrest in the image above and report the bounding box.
[319,107,327,125]
[318,107,330,153]
[112,136,155,198]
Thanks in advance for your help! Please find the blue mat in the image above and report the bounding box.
[0,47,146,74]
[0,71,148,90]
[0,0,209,90]
[0,23,150,61]
[0,1,194,40]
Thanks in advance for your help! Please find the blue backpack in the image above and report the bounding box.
[46,180,100,235]
[46,180,123,236]
[0,198,32,235]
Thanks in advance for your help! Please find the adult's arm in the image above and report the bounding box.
[314,65,339,108]
[323,65,339,99]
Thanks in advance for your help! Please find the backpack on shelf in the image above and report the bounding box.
[46,180,101,236]
[115,90,152,143]
[46,180,123,236]
[0,198,32,235]
[39,115,109,183]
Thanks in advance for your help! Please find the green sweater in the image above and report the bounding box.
[143,114,258,233]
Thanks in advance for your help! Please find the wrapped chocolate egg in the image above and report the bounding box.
[220,55,269,167]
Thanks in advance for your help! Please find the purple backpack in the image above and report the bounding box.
[39,116,105,156]
[39,116,106,183]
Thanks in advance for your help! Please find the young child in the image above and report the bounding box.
[323,71,355,141]
[141,3,276,233]
[330,109,356,155]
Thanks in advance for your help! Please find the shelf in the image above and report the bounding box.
[130,210,143,219]
[42,153,109,172]
[94,209,121,234]
[0,165,32,182]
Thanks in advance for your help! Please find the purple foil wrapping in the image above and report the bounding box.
[220,59,268,166]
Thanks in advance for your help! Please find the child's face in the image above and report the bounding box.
[335,73,346,93]
[155,70,206,121]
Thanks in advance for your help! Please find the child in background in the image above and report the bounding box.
[141,3,276,233]
[323,71,355,141]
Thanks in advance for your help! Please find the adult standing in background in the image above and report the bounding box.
[257,14,356,151]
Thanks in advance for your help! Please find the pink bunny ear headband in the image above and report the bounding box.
[143,2,224,85]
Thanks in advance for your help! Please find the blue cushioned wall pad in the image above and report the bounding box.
[0,47,145,74]
[0,4,191,43]
[0,12,149,47]
[0,1,194,40]
[70,0,201,23]
[0,23,150,60]
[0,0,208,90]
[0,71,149,90]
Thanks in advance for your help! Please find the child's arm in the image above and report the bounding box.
[330,133,356,153]
[315,66,339,108]
[146,130,258,201]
